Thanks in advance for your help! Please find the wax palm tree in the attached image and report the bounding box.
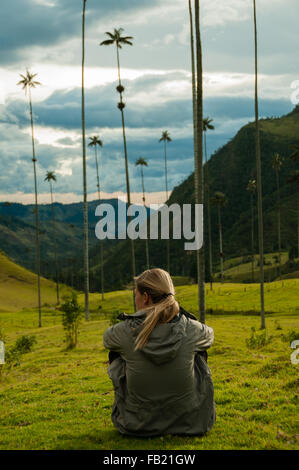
[81,0,89,320]
[44,171,59,304]
[88,135,105,300]
[247,178,257,282]
[253,0,265,328]
[159,131,172,201]
[17,70,42,327]
[271,152,284,278]
[136,157,150,269]
[203,116,215,290]
[287,170,299,258]
[211,191,227,283]
[189,0,205,322]
[189,0,200,312]
[100,28,136,307]
[159,130,172,273]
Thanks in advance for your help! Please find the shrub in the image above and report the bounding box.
[0,326,6,343]
[246,327,273,349]
[14,335,37,354]
[281,330,299,344]
[3,347,22,370]
[110,310,121,326]
[61,292,83,350]
[0,334,36,380]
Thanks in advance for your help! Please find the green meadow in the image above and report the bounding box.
[0,274,298,450]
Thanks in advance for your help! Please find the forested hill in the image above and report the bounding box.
[87,105,299,289]
[168,104,299,258]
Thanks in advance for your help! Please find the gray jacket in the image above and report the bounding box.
[103,306,216,437]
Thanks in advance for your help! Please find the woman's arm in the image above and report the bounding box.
[191,321,214,351]
[103,323,124,352]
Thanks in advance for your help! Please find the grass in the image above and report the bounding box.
[0,282,298,450]
[0,251,71,312]
[213,251,298,283]
[85,278,299,317]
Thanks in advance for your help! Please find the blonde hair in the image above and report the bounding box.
[133,268,180,351]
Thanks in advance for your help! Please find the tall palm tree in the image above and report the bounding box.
[287,170,299,258]
[253,0,265,329]
[159,130,172,273]
[81,0,89,321]
[88,135,105,300]
[136,157,150,269]
[17,70,42,327]
[189,0,200,315]
[203,116,215,290]
[271,152,283,278]
[247,178,257,282]
[290,146,299,257]
[192,0,205,322]
[44,171,59,304]
[100,28,136,307]
[211,191,227,283]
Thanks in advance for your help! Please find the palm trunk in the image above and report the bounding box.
[164,140,170,273]
[82,0,89,320]
[50,181,59,304]
[189,0,199,304]
[141,167,150,269]
[253,0,265,328]
[204,131,213,290]
[194,0,205,323]
[276,169,281,278]
[95,146,105,300]
[29,87,42,327]
[218,205,224,283]
[250,192,255,282]
[116,44,136,309]
[297,188,299,258]
[207,185,213,290]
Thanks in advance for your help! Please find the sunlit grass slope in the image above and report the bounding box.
[0,305,298,450]
[213,251,299,282]
[81,278,299,316]
[0,251,71,312]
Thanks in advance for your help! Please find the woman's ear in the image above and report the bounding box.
[144,292,153,305]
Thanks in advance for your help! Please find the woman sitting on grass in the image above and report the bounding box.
[103,268,215,437]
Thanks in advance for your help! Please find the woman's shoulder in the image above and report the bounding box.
[179,305,198,321]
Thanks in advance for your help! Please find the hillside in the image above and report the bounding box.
[0,251,70,312]
[0,198,151,289]
[87,106,299,288]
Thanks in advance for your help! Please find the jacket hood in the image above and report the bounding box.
[121,308,188,365]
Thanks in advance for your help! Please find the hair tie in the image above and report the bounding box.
[162,292,173,299]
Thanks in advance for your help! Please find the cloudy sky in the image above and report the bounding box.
[0,0,297,204]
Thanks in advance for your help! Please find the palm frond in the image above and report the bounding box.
[120,39,133,46]
[44,171,56,182]
[136,157,148,166]
[100,39,115,46]
[105,32,116,40]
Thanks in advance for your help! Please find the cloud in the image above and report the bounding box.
[0,0,297,201]
[0,0,160,64]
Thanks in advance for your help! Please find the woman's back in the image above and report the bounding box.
[103,307,215,437]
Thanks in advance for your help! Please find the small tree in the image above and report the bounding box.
[61,293,83,350]
[0,333,37,380]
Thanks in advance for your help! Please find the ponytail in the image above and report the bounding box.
[133,269,179,351]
